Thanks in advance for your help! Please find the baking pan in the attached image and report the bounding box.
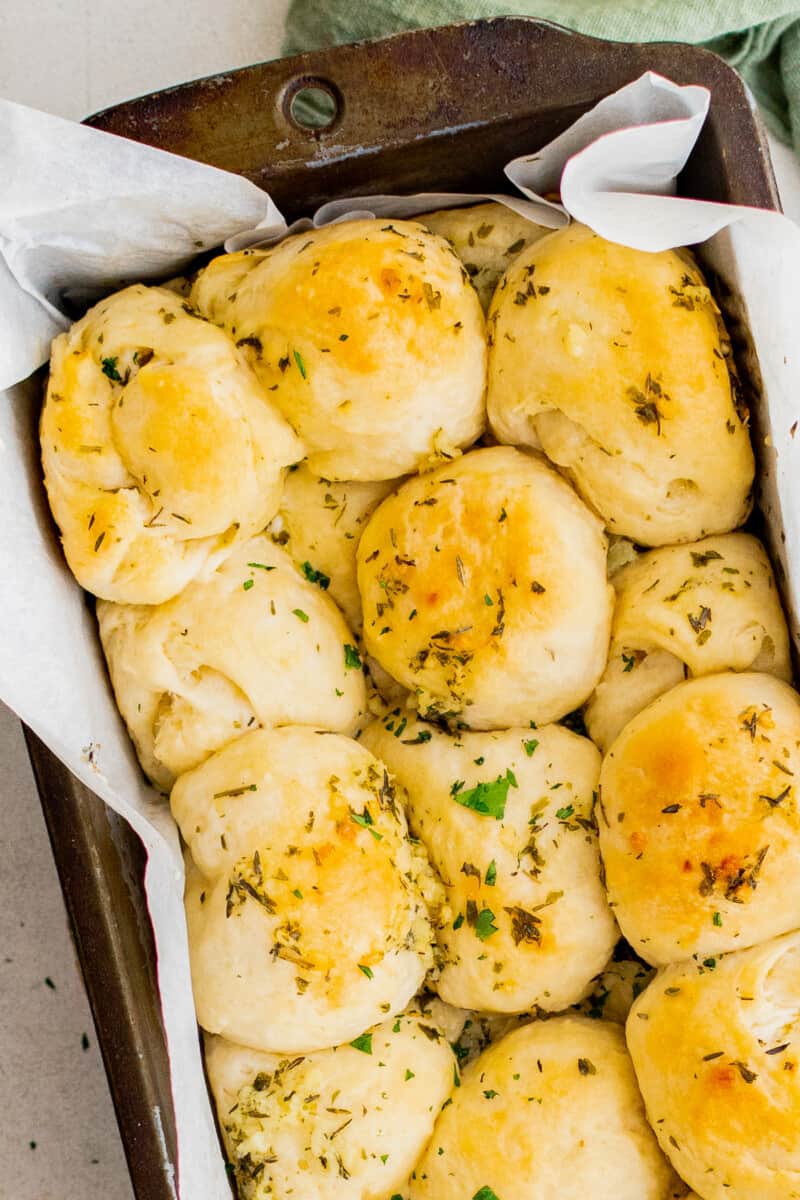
[24,17,780,1199]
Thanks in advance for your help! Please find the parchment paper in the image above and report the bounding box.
[1,72,799,1199]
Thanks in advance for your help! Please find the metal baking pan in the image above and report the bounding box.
[24,17,780,1199]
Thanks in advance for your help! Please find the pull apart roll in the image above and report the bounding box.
[357,445,613,728]
[586,532,791,750]
[487,223,754,546]
[42,284,301,604]
[599,672,800,966]
[172,727,443,1053]
[408,1016,676,1200]
[98,535,366,792]
[205,1010,455,1200]
[361,716,617,1013]
[628,931,800,1200]
[190,218,487,481]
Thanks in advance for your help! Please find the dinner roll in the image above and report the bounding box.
[487,223,754,545]
[205,1010,454,1200]
[97,535,366,792]
[418,201,548,310]
[408,1015,674,1199]
[190,219,486,480]
[174,727,442,1052]
[627,930,800,1199]
[361,716,617,1012]
[586,533,791,750]
[270,465,398,630]
[41,284,301,604]
[357,446,613,728]
[599,672,800,966]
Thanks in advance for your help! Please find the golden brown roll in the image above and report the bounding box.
[418,201,548,310]
[97,535,366,792]
[205,1010,455,1200]
[585,533,791,750]
[173,727,443,1053]
[41,284,301,604]
[270,464,398,630]
[486,223,754,545]
[356,446,613,728]
[361,716,617,1012]
[599,672,800,966]
[627,930,800,1199]
[408,1015,675,1199]
[190,219,487,480]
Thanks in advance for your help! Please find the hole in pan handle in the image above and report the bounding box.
[283,77,342,133]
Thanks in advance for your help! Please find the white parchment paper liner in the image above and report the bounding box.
[1,71,799,1199]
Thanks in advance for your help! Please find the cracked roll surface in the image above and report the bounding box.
[408,1015,674,1200]
[627,931,800,1199]
[41,284,302,603]
[418,201,548,311]
[486,223,754,545]
[205,1011,454,1200]
[599,672,800,966]
[190,218,487,480]
[97,535,366,792]
[270,464,399,630]
[173,727,442,1053]
[586,533,791,751]
[361,716,617,1012]
[356,445,613,728]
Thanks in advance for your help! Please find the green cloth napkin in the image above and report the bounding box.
[283,1,800,150]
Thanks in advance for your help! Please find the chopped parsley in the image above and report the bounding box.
[301,561,330,589]
[523,738,539,757]
[101,356,123,382]
[402,729,432,745]
[242,579,254,591]
[473,907,499,941]
[691,549,723,566]
[293,349,307,378]
[473,1188,501,1200]
[349,807,383,841]
[349,1033,373,1054]
[358,964,374,979]
[485,860,497,887]
[292,608,309,622]
[344,643,362,670]
[452,769,517,820]
[505,905,542,945]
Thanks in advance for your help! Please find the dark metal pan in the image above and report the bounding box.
[24,17,780,1198]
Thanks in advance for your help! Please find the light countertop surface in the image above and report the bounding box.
[1,6,799,1198]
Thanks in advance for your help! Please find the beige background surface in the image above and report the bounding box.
[1,4,799,1198]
